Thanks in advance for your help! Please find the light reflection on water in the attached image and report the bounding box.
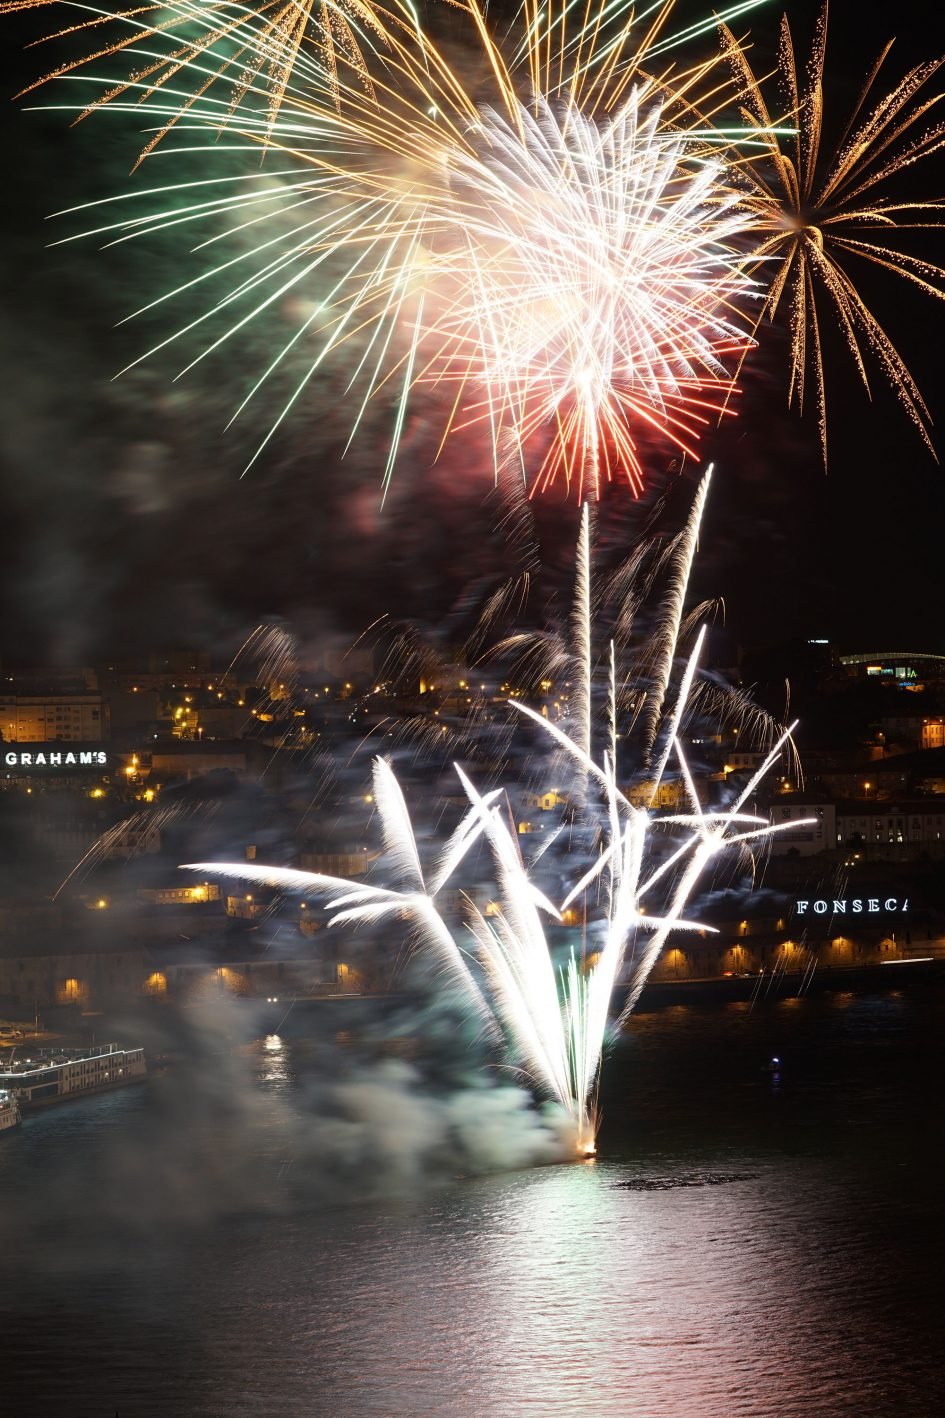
[1,986,944,1416]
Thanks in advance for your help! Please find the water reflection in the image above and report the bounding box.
[1,987,944,1415]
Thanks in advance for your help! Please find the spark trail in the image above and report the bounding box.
[8,0,771,496]
[183,471,811,1155]
[723,1,945,460]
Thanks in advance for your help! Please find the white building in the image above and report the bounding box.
[768,801,836,856]
[0,694,108,742]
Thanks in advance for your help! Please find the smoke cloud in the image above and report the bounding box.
[0,987,572,1283]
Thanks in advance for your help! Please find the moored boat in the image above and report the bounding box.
[0,1043,146,1108]
[0,1087,22,1134]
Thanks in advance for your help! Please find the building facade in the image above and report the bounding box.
[0,695,109,742]
[768,801,837,855]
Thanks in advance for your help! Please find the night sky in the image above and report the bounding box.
[1,0,943,667]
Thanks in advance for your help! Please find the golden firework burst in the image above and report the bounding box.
[2,0,398,161]
[724,1,945,460]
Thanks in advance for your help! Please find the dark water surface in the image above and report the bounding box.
[3,985,944,1416]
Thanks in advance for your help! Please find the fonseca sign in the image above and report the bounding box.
[4,747,108,771]
[795,897,908,916]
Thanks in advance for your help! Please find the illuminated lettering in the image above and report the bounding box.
[795,895,908,916]
[1,747,107,771]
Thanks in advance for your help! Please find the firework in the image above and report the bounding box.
[185,724,798,1155]
[428,93,755,498]
[183,471,812,1154]
[475,465,800,790]
[2,0,400,152]
[725,2,945,459]
[9,0,770,496]
[355,460,798,794]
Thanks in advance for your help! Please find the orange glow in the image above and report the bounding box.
[57,977,89,1004]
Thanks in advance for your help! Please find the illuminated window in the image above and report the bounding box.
[57,977,88,1004]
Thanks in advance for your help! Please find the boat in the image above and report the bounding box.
[0,1087,22,1135]
[0,1043,147,1108]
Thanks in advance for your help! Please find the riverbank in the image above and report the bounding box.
[632,954,945,1009]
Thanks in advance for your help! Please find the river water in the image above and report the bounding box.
[2,983,944,1416]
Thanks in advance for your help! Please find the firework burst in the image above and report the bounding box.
[182,471,809,1154]
[724,1,945,459]
[428,93,754,499]
[8,0,769,497]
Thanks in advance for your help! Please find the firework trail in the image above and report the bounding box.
[572,503,593,766]
[356,465,796,804]
[639,462,712,779]
[458,467,791,793]
[52,801,203,899]
[184,654,804,1155]
[723,1,945,460]
[183,471,811,1154]
[7,0,769,497]
[2,0,397,147]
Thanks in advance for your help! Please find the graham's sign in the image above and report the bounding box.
[795,897,908,916]
[4,747,108,770]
